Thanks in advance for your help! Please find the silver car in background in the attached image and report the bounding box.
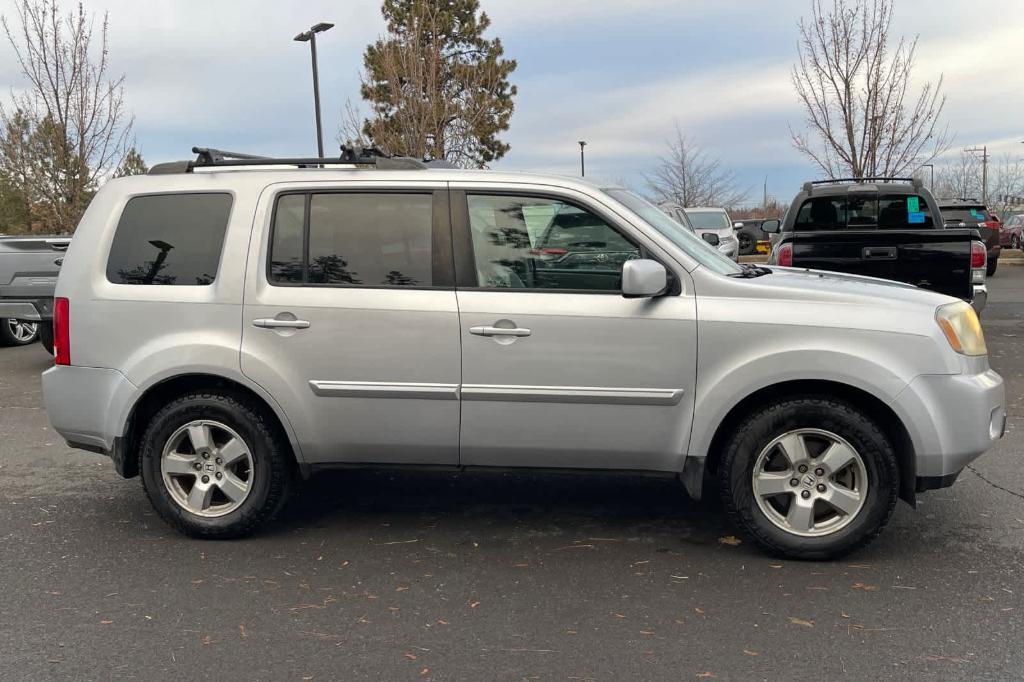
[41,148,1004,560]
[684,207,739,260]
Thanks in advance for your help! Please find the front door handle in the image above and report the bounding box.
[469,325,531,337]
[253,318,311,329]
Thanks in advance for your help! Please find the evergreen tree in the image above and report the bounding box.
[359,0,517,168]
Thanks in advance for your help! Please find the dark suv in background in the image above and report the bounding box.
[936,199,1001,276]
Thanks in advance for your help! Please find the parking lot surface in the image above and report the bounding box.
[1,270,1022,680]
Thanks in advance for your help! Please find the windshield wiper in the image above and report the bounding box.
[730,264,773,278]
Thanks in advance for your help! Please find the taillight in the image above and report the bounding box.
[970,241,986,269]
[53,297,70,365]
[776,243,793,267]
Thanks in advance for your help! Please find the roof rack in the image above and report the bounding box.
[148,145,455,175]
[801,176,923,196]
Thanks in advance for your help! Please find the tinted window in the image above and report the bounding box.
[269,192,433,286]
[878,194,934,229]
[106,193,232,285]
[467,194,639,291]
[794,193,932,230]
[939,205,992,225]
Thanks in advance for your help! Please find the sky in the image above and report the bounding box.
[1,0,1021,205]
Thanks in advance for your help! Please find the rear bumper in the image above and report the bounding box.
[0,298,52,321]
[895,363,1005,480]
[42,365,137,453]
[971,284,987,314]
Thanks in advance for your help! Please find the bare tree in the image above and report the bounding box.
[0,1,132,233]
[645,126,748,208]
[791,0,949,179]
[934,152,1024,217]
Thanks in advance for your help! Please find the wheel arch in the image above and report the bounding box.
[116,373,305,479]
[700,379,916,506]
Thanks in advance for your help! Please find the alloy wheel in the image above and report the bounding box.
[6,319,38,343]
[161,420,255,517]
[751,428,868,537]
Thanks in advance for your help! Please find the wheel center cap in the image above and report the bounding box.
[801,474,817,489]
[204,462,216,473]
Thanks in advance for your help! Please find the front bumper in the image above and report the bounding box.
[894,359,1004,483]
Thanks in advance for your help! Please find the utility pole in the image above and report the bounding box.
[965,145,989,203]
[763,175,768,212]
[578,140,587,177]
[921,164,934,190]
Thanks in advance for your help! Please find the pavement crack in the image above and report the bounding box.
[966,464,1024,502]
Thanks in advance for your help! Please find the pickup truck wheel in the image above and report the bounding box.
[986,259,998,277]
[139,391,293,538]
[719,396,898,559]
[0,318,40,346]
[38,322,54,354]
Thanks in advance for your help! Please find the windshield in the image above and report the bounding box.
[685,210,731,230]
[604,189,742,275]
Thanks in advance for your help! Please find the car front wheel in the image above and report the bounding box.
[140,391,294,538]
[719,396,898,559]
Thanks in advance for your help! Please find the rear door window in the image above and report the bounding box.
[106,193,233,285]
[269,192,434,287]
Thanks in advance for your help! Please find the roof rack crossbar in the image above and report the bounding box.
[149,144,454,175]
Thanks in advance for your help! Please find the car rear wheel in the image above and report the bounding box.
[0,319,40,346]
[987,258,998,277]
[140,391,294,538]
[719,396,898,559]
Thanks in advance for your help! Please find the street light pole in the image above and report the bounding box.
[578,140,587,177]
[294,22,334,158]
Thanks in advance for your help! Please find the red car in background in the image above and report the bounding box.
[1002,213,1023,250]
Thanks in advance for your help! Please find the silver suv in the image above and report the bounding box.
[42,148,1005,559]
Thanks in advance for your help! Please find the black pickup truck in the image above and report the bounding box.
[764,178,987,312]
[0,234,70,352]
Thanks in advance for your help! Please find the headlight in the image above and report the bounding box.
[935,301,987,356]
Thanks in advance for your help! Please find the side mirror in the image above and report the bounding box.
[761,219,781,233]
[733,222,744,229]
[622,259,668,298]
[701,232,720,246]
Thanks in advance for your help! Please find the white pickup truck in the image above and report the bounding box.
[0,235,70,352]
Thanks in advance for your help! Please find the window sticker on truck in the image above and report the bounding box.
[907,196,920,212]
[908,211,926,224]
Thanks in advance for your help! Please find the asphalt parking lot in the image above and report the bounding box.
[1,270,1022,681]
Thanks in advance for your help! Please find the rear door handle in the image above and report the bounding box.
[469,325,531,337]
[862,246,897,260]
[253,318,310,329]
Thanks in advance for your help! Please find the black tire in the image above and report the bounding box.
[1011,235,1021,250]
[0,318,40,347]
[986,258,998,277]
[139,390,294,538]
[38,322,54,355]
[719,396,898,560]
[737,232,754,255]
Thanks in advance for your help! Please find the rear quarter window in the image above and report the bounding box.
[106,193,233,285]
